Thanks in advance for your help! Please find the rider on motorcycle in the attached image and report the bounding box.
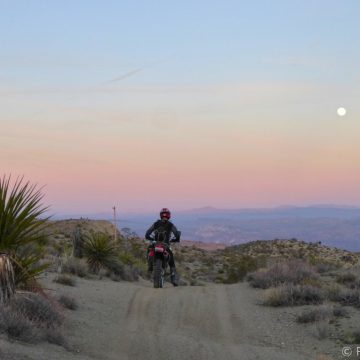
[145,208,181,286]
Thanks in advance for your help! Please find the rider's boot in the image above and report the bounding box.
[170,267,178,287]
[147,257,153,279]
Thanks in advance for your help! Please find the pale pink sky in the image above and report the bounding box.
[2,80,360,214]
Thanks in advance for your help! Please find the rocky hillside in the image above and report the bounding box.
[43,219,360,285]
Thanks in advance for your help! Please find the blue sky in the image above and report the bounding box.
[1,1,360,213]
[1,0,359,86]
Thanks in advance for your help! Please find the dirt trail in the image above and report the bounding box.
[1,276,338,360]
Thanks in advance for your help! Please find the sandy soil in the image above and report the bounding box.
[0,274,343,360]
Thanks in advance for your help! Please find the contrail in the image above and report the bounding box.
[104,68,143,84]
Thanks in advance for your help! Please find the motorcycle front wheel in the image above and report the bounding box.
[153,258,164,288]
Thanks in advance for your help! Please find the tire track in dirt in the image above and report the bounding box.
[118,283,313,360]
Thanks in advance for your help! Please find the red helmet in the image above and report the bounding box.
[160,208,171,220]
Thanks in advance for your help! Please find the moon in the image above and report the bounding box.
[337,107,347,116]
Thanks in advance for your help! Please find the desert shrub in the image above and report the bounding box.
[0,307,37,342]
[11,292,62,327]
[61,257,88,278]
[343,329,360,344]
[333,305,348,317]
[105,259,125,276]
[118,251,136,266]
[224,255,258,284]
[53,274,76,287]
[0,293,64,344]
[263,284,325,306]
[336,272,357,284]
[109,263,139,282]
[248,260,318,289]
[330,288,360,307]
[126,240,146,259]
[297,306,333,323]
[83,232,119,274]
[314,262,340,274]
[58,295,78,310]
[324,283,342,301]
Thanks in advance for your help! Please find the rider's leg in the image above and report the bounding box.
[147,246,153,272]
[168,249,178,286]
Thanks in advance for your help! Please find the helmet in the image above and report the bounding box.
[160,208,171,220]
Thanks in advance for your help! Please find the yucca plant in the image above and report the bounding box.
[83,232,119,274]
[0,175,50,290]
[0,253,15,304]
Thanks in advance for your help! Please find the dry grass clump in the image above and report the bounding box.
[343,329,360,344]
[297,306,333,323]
[53,274,76,286]
[248,259,318,289]
[11,292,62,326]
[296,305,348,323]
[329,288,360,307]
[61,257,88,278]
[0,292,65,345]
[336,271,357,284]
[332,305,349,317]
[313,261,340,274]
[58,294,78,310]
[263,284,325,306]
[108,264,139,282]
[335,269,360,290]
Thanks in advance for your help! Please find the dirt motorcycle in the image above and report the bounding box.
[147,231,181,288]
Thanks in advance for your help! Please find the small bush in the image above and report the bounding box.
[343,329,360,344]
[324,283,342,301]
[0,307,38,342]
[224,255,258,284]
[263,284,325,307]
[333,305,348,317]
[58,295,78,310]
[248,260,318,289]
[0,293,64,344]
[330,288,360,306]
[53,274,76,287]
[11,292,62,327]
[297,306,332,323]
[314,262,339,274]
[62,257,88,278]
[336,272,357,285]
[106,260,125,276]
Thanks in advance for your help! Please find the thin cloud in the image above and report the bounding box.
[103,68,143,84]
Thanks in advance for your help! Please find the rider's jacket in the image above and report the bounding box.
[145,219,180,244]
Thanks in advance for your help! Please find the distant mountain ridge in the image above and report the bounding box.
[53,205,360,252]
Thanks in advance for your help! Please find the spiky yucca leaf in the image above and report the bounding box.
[83,232,118,274]
[0,175,50,287]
